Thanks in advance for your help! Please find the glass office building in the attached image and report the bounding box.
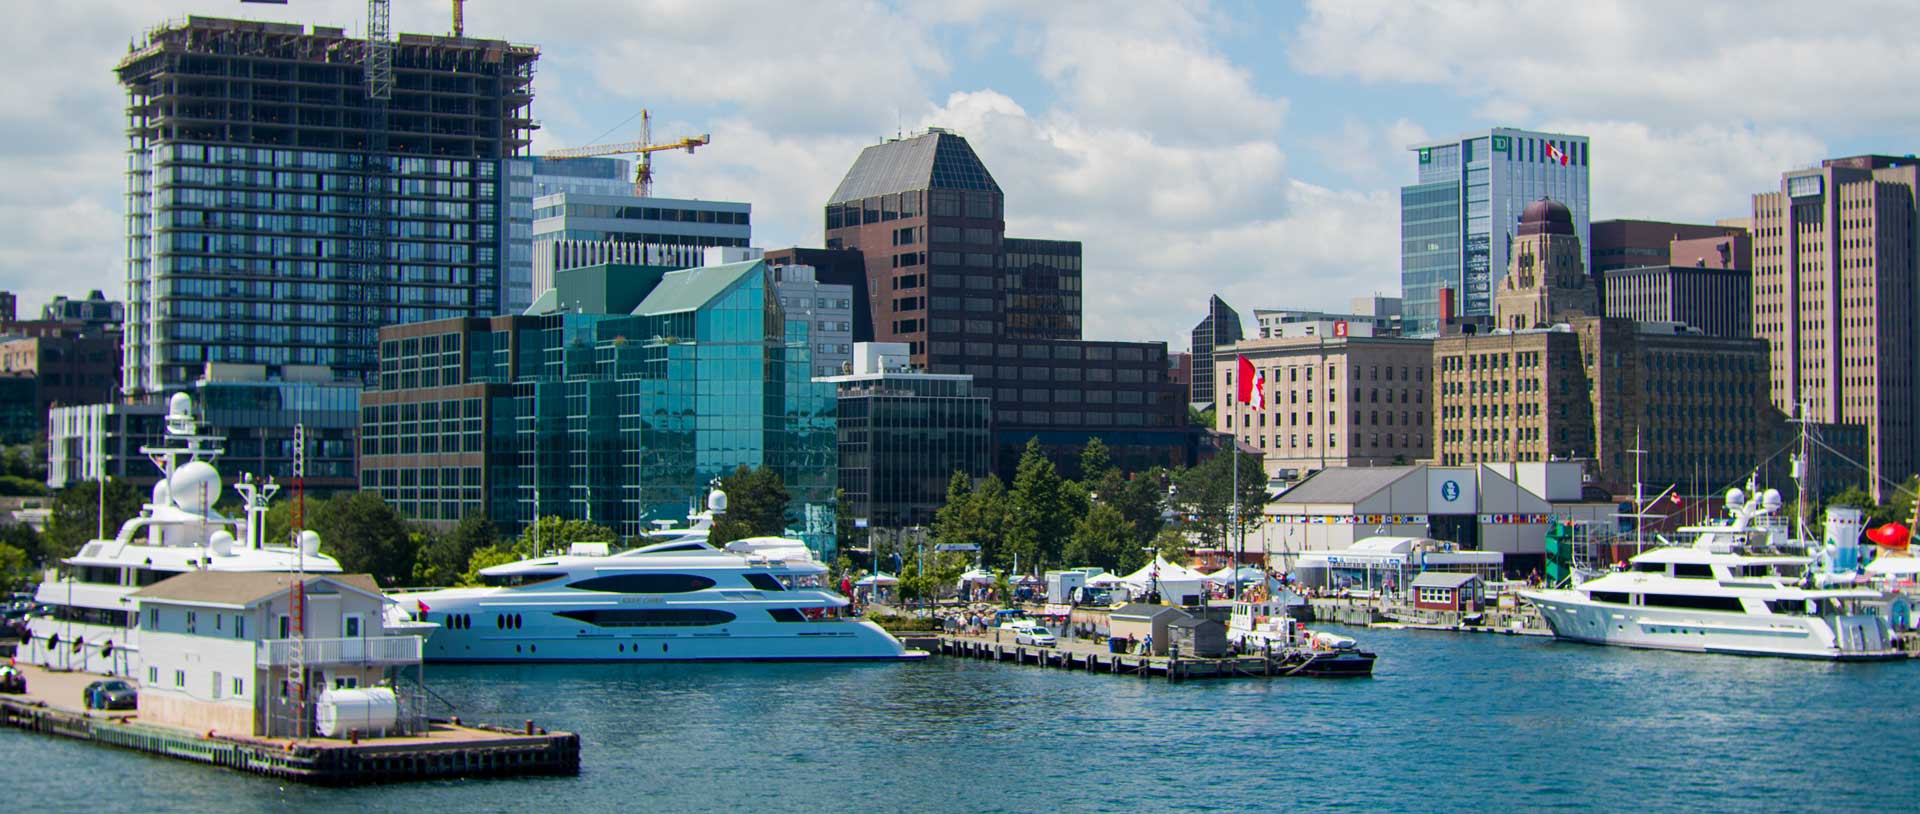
[1400,128,1590,336]
[117,18,538,394]
[362,260,840,556]
[823,345,993,528]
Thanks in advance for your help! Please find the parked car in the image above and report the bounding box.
[1014,626,1057,647]
[83,679,137,711]
[0,665,24,694]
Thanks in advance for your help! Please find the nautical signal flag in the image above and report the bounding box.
[1236,355,1265,409]
[1546,142,1569,166]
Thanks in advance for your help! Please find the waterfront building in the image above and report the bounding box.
[823,343,992,529]
[116,17,537,394]
[1602,264,1751,338]
[1401,127,1591,337]
[1433,200,1780,493]
[822,128,1190,475]
[132,571,424,738]
[360,259,839,553]
[46,364,360,492]
[1214,335,1433,481]
[1190,295,1245,408]
[1751,154,1920,500]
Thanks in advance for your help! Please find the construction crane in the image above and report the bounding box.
[546,110,711,198]
[452,0,467,37]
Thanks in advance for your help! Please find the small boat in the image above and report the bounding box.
[1227,595,1376,677]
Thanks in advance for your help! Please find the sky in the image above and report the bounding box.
[1,0,1915,349]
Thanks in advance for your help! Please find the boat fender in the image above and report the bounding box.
[101,640,112,658]
[71,636,84,653]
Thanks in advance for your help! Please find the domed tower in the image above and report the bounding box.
[1495,198,1595,329]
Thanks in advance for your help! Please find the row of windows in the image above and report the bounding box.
[534,203,749,225]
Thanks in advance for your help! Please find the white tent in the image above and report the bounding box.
[1119,557,1210,604]
[1207,565,1265,584]
[957,569,995,584]
[855,572,900,587]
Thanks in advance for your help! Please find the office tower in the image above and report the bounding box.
[362,259,839,553]
[823,129,1189,474]
[825,343,993,528]
[764,247,875,347]
[1752,155,1920,499]
[1189,295,1244,407]
[116,17,537,394]
[769,263,856,378]
[528,186,750,298]
[1602,265,1751,338]
[1402,128,1591,337]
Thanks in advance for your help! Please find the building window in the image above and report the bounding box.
[174,669,186,688]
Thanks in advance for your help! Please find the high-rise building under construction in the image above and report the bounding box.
[115,16,538,394]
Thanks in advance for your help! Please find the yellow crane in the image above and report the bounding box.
[452,0,466,37]
[546,110,711,198]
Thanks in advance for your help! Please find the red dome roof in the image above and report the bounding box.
[1518,198,1575,236]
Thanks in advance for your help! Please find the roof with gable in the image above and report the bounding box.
[828,129,1001,204]
[131,572,386,609]
[632,260,764,316]
[1276,466,1422,506]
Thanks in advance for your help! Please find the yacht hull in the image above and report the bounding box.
[1522,590,1902,661]
[420,622,915,662]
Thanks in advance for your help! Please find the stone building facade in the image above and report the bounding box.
[1215,335,1434,480]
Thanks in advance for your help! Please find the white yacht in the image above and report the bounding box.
[24,393,342,676]
[402,498,916,662]
[1521,489,1899,661]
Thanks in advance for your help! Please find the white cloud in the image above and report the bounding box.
[1291,0,1920,135]
[1547,120,1825,222]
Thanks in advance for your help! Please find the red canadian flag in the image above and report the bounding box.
[1546,142,1569,166]
[1236,355,1265,410]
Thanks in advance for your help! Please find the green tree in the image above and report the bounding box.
[1150,527,1193,566]
[1188,405,1216,428]
[43,479,142,558]
[515,516,617,557]
[1116,467,1170,546]
[710,465,791,546]
[1005,438,1070,573]
[1171,449,1265,551]
[898,550,969,608]
[413,514,497,586]
[1063,502,1138,572]
[933,471,1010,567]
[1078,438,1114,482]
[459,544,521,586]
[310,492,417,586]
[0,542,30,593]
[0,523,45,569]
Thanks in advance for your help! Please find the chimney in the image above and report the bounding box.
[1438,287,1456,327]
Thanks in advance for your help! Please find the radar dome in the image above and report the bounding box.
[168,392,193,418]
[208,530,235,557]
[1726,488,1745,508]
[299,529,322,556]
[1762,489,1784,511]
[168,461,223,511]
[152,479,172,507]
[707,488,728,514]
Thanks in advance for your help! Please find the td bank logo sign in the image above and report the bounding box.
[1491,135,1511,153]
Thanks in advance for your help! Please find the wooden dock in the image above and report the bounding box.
[0,664,578,785]
[929,634,1372,681]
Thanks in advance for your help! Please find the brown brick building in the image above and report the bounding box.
[1216,336,1433,479]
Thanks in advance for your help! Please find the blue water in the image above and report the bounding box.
[9,627,1918,813]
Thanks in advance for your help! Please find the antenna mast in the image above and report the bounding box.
[290,423,308,741]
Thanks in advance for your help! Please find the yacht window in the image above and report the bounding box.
[766,608,806,622]
[743,573,785,591]
[1632,562,1664,573]
[569,573,717,594]
[1642,593,1744,612]
[1764,599,1809,616]
[480,571,567,588]
[1672,564,1714,579]
[555,608,735,627]
[1589,591,1631,605]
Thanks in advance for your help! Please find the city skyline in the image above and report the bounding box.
[0,1,1915,348]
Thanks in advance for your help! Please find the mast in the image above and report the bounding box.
[1628,426,1647,555]
[1789,400,1811,542]
[290,423,307,741]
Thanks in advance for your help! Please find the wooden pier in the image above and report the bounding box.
[0,664,578,785]
[929,634,1371,681]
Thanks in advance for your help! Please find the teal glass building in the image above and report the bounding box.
[362,259,840,557]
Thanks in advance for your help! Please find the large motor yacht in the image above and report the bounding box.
[23,393,341,676]
[403,496,915,662]
[1521,488,1899,661]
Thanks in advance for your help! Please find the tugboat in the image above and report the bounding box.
[1227,594,1377,677]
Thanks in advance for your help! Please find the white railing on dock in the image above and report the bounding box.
[256,636,423,667]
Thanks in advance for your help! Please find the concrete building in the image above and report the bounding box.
[132,571,425,738]
[47,364,360,492]
[528,191,750,299]
[1401,128,1592,337]
[116,17,537,394]
[40,290,124,335]
[1189,295,1245,407]
[1752,154,1920,500]
[1215,335,1434,481]
[360,259,839,552]
[766,259,855,379]
[1434,200,1781,493]
[0,332,120,414]
[822,129,1190,475]
[0,292,13,323]
[1255,297,1403,339]
[1602,265,1752,338]
[823,343,992,529]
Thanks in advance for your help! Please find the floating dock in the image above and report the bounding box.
[923,634,1372,680]
[0,664,578,785]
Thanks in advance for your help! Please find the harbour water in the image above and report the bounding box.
[9,626,1917,813]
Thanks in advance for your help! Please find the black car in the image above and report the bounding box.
[0,666,24,694]
[83,679,137,710]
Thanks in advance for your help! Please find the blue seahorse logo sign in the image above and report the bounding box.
[1441,480,1460,502]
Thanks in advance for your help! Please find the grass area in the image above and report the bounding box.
[866,613,940,632]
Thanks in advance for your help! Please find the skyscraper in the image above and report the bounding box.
[1401,128,1591,337]
[1189,294,1243,407]
[1751,155,1920,499]
[823,129,1190,474]
[116,17,538,394]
